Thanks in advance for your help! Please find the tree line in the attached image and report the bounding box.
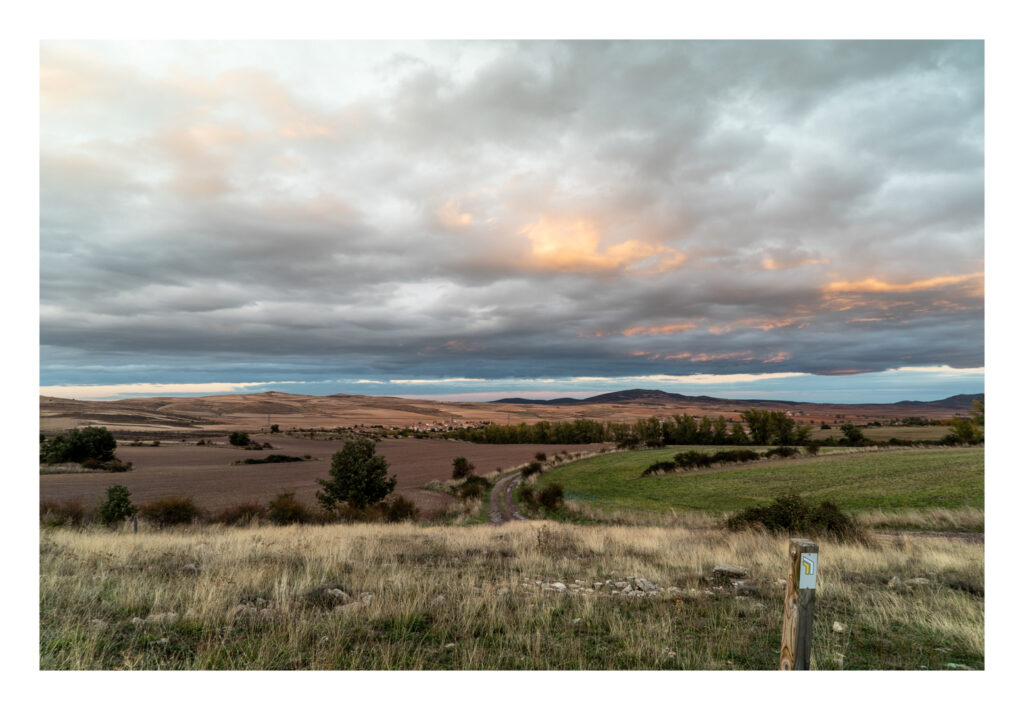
[444,409,814,447]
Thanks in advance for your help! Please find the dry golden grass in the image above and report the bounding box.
[40,521,983,670]
[854,507,984,532]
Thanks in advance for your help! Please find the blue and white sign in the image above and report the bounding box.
[798,552,818,589]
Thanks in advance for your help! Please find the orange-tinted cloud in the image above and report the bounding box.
[521,217,685,273]
[825,272,984,295]
[621,323,698,336]
[436,199,474,228]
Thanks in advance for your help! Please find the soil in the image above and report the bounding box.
[40,435,605,516]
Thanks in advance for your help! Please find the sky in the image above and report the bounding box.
[39,40,985,402]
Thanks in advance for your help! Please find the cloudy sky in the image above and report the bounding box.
[39,40,984,402]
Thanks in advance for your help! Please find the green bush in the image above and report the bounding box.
[270,424,280,433]
[534,451,547,462]
[228,432,252,447]
[96,485,137,526]
[641,460,676,477]
[765,446,799,458]
[521,461,543,477]
[383,495,419,522]
[41,426,117,464]
[451,456,474,479]
[140,497,200,527]
[457,475,489,500]
[726,495,863,541]
[267,492,310,525]
[536,482,565,511]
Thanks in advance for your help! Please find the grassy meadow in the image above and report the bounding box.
[40,521,983,670]
[534,447,983,516]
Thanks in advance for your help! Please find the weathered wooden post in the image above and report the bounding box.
[779,538,818,670]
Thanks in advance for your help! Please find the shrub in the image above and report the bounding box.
[709,449,762,464]
[228,431,252,447]
[40,500,88,527]
[765,446,799,458]
[140,497,200,527]
[673,451,713,469]
[242,454,305,465]
[518,484,537,510]
[457,475,489,500]
[213,503,264,526]
[536,482,565,511]
[383,495,419,522]
[451,456,474,480]
[521,461,543,477]
[100,459,132,472]
[805,442,821,455]
[641,460,676,477]
[267,492,310,525]
[839,424,866,446]
[41,426,117,464]
[726,495,863,541]
[317,439,396,511]
[81,457,103,470]
[96,485,137,526]
[270,424,280,433]
[534,451,547,462]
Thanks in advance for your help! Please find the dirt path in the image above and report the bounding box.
[489,471,527,525]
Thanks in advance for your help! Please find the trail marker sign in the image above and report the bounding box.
[799,552,818,589]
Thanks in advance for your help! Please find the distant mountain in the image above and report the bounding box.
[493,388,983,409]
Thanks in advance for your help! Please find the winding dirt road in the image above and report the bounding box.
[489,471,527,524]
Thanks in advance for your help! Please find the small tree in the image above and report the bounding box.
[97,484,137,526]
[270,424,280,433]
[228,432,252,447]
[451,456,474,479]
[317,439,396,511]
[840,424,865,445]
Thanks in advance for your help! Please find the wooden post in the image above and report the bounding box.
[779,538,818,670]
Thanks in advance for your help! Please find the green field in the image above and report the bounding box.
[537,447,984,514]
[809,425,958,442]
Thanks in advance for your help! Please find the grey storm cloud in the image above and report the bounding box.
[40,40,983,387]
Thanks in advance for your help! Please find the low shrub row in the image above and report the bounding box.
[518,482,565,513]
[41,489,420,529]
[640,446,815,476]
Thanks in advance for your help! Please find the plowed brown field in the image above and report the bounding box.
[39,436,606,515]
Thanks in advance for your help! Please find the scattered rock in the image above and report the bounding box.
[444,642,456,649]
[833,622,847,633]
[635,578,658,592]
[905,578,931,586]
[431,594,446,606]
[732,579,763,597]
[572,617,582,624]
[713,564,749,580]
[130,616,144,625]
[156,637,169,645]
[550,582,567,592]
[887,576,902,588]
[180,563,200,575]
[305,584,351,608]
[89,619,108,629]
[946,663,972,670]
